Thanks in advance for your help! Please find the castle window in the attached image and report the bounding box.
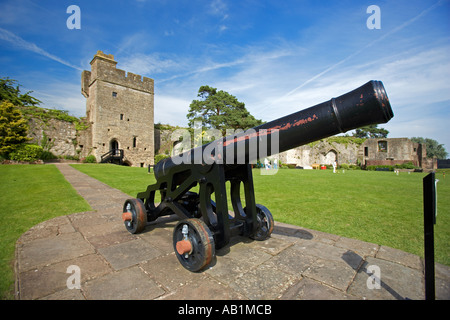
[133,137,137,148]
[112,92,117,97]
[378,141,388,152]
[120,114,124,120]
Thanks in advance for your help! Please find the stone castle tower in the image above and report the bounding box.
[81,51,154,167]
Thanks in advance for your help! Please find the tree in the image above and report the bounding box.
[411,137,448,159]
[353,124,389,139]
[0,77,41,107]
[187,85,263,134]
[0,101,31,156]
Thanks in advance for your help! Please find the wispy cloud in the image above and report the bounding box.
[275,0,447,104]
[156,45,296,83]
[209,0,228,18]
[119,52,180,75]
[0,27,82,71]
[29,81,86,117]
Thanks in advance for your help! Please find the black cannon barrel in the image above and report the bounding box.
[155,80,393,179]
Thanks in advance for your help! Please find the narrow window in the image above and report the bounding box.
[112,92,117,97]
[120,114,124,120]
[364,147,369,157]
[133,137,137,148]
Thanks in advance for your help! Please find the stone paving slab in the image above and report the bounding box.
[14,164,450,300]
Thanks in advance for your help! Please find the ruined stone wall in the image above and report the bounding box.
[278,139,360,167]
[27,117,78,157]
[360,138,424,167]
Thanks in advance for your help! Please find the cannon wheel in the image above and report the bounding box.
[250,204,274,241]
[123,198,147,234]
[172,218,215,272]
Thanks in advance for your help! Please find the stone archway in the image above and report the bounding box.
[122,160,132,166]
[110,139,119,155]
[324,149,337,165]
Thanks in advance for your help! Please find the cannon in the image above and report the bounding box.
[122,80,393,271]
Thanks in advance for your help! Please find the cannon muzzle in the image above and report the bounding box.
[155,80,393,179]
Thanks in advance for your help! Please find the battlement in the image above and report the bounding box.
[84,51,154,94]
[90,50,115,64]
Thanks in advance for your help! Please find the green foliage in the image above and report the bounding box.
[9,144,43,161]
[395,162,417,169]
[309,136,366,148]
[366,162,419,171]
[326,136,366,146]
[19,105,80,124]
[411,137,448,159]
[1,77,86,132]
[0,77,41,107]
[83,155,97,163]
[0,101,31,156]
[187,85,263,134]
[155,153,170,164]
[366,165,394,171]
[340,163,349,170]
[74,118,90,131]
[154,122,186,131]
[354,124,389,138]
[40,150,57,160]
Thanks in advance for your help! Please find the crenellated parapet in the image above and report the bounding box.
[81,50,153,96]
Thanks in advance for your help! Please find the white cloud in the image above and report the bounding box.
[30,81,86,117]
[154,94,191,126]
[119,52,180,76]
[209,0,228,17]
[0,27,82,71]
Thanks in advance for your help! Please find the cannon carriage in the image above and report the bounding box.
[122,80,394,271]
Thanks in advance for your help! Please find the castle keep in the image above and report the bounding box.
[80,51,155,167]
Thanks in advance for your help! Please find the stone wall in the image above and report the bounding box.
[278,139,361,167]
[27,117,78,157]
[360,138,425,167]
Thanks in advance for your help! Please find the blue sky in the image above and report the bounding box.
[1,0,449,151]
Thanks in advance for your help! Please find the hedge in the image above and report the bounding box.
[9,144,43,162]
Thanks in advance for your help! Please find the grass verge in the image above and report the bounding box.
[0,164,91,299]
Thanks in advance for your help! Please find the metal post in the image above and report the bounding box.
[423,172,436,300]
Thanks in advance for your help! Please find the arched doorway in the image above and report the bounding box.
[110,139,119,156]
[324,150,337,165]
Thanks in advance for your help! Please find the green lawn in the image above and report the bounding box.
[0,165,92,299]
[71,164,449,267]
[2,164,446,300]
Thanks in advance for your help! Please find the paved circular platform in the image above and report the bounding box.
[14,164,450,300]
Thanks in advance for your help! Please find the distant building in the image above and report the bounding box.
[360,138,424,167]
[278,137,436,170]
[361,138,437,170]
[80,51,155,167]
